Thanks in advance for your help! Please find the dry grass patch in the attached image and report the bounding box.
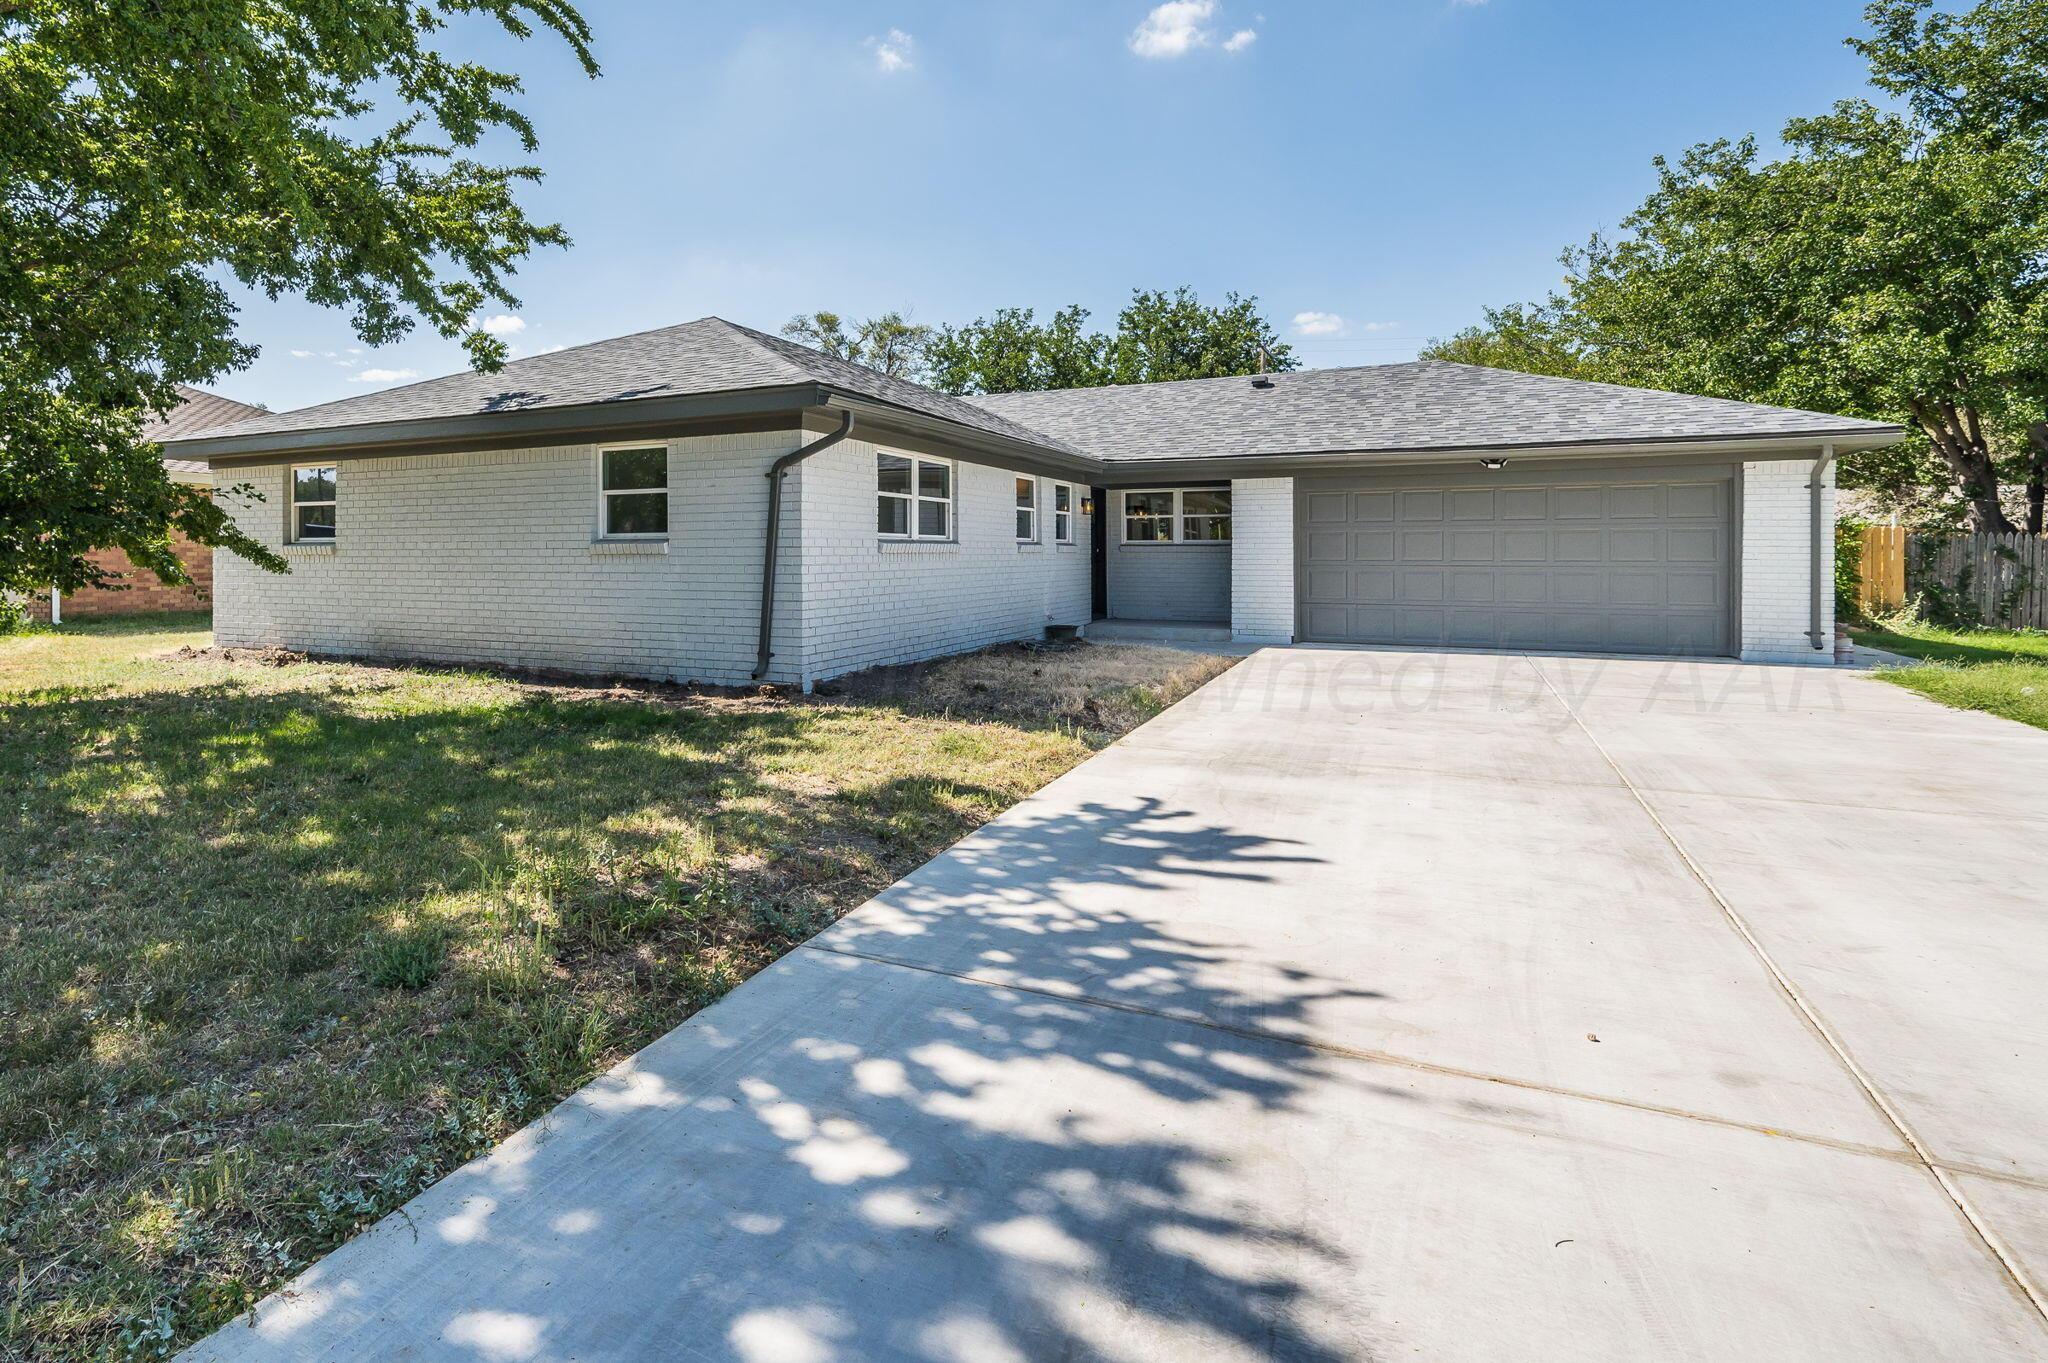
[0,617,1236,1361]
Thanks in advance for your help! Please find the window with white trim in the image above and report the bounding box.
[1053,482,1075,544]
[599,445,669,537]
[1121,487,1231,543]
[291,464,337,541]
[1015,477,1039,542]
[877,451,953,539]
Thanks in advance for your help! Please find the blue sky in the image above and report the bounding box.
[228,0,1883,412]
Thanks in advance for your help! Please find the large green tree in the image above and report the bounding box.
[0,0,596,618]
[922,288,1294,396]
[1423,0,2048,532]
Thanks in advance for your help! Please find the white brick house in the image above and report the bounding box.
[167,318,1898,685]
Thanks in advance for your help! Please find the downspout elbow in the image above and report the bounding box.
[753,410,856,682]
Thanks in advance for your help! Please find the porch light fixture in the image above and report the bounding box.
[1479,457,1509,470]
[1080,496,1096,517]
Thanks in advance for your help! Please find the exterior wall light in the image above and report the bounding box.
[1479,457,1509,470]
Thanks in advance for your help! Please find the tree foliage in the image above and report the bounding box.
[0,0,596,616]
[922,288,1294,395]
[780,310,934,380]
[1422,0,2048,532]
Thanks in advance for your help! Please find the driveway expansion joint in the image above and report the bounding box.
[1524,657,2048,1323]
[800,940,1922,1169]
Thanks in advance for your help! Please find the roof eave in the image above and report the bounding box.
[170,384,828,464]
[817,389,1104,481]
[1097,426,1904,481]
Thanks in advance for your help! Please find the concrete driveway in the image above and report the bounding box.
[187,646,2048,1362]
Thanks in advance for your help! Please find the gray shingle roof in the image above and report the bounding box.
[966,361,1898,463]
[146,386,266,473]
[175,318,1078,455]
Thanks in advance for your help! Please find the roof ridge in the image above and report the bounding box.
[704,317,845,387]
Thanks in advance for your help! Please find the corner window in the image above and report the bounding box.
[291,464,337,541]
[601,445,668,538]
[878,452,952,540]
[1015,477,1039,542]
[1053,482,1075,544]
[1121,488,1231,544]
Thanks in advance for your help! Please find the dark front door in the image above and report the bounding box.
[1090,486,1109,618]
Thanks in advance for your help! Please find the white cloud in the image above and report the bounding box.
[477,313,527,337]
[1131,1,1221,59]
[1359,320,1400,332]
[350,367,420,384]
[1223,28,1257,51]
[288,349,313,359]
[865,28,915,73]
[1293,310,1347,337]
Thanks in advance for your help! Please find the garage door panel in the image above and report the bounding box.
[1400,530,1446,562]
[1667,528,1721,564]
[1553,571,1606,606]
[1394,609,1445,644]
[1305,530,1350,563]
[1611,572,1665,608]
[1400,569,1447,604]
[1400,490,1445,521]
[1448,490,1497,521]
[1353,570,1396,604]
[1610,484,1662,518]
[1299,470,1732,656]
[1667,572,1721,609]
[1306,492,1350,524]
[1553,529,1604,562]
[1610,529,1661,563]
[1448,530,1497,562]
[1449,571,1497,605]
[1554,487,1605,519]
[1667,482,1723,518]
[1354,531,1397,562]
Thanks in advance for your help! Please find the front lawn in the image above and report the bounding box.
[1852,619,2048,732]
[0,616,1233,1360]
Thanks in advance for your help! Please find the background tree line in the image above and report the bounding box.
[781,286,1295,394]
[1420,0,2048,534]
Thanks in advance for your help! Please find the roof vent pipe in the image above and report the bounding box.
[753,410,856,682]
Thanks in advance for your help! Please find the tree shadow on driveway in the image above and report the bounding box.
[188,797,1418,1363]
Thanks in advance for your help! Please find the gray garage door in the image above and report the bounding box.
[1297,467,1734,655]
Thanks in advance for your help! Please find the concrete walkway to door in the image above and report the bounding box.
[185,646,2048,1362]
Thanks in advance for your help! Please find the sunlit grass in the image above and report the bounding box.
[0,615,1233,1360]
[1853,619,2048,732]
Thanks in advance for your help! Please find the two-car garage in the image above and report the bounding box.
[1295,463,1735,656]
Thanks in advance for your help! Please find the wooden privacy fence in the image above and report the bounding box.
[1856,524,2048,629]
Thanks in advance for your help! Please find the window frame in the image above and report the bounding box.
[596,442,671,541]
[1014,476,1040,544]
[1052,482,1077,544]
[876,450,956,542]
[289,462,338,543]
[1119,487,1232,545]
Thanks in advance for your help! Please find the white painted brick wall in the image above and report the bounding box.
[1230,477,1295,643]
[213,431,807,686]
[790,436,1091,684]
[214,428,1092,689]
[1740,458,1834,664]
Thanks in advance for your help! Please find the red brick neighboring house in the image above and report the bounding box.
[28,386,265,622]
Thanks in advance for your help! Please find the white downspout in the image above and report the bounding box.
[1807,443,1836,651]
[49,588,62,626]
